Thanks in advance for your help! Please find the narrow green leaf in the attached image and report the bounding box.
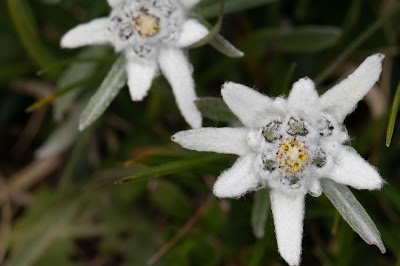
[115,155,223,184]
[53,46,111,121]
[198,0,277,18]
[7,0,56,73]
[188,0,225,48]
[251,188,270,238]
[192,16,244,57]
[26,76,95,113]
[38,55,114,76]
[386,82,400,147]
[340,0,362,41]
[210,34,244,58]
[242,26,342,55]
[35,99,87,158]
[79,55,127,131]
[0,63,32,85]
[315,2,400,84]
[195,97,238,123]
[320,178,386,253]
[282,62,297,95]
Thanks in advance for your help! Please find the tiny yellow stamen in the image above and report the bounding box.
[153,24,159,31]
[282,145,289,151]
[293,163,299,172]
[276,138,310,175]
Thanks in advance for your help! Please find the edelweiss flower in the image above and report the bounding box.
[61,0,210,128]
[172,54,385,265]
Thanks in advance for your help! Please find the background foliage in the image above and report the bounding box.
[1,0,400,265]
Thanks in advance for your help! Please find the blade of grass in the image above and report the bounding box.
[115,155,224,184]
[37,56,114,76]
[26,76,97,112]
[315,2,400,84]
[386,81,400,147]
[282,62,297,95]
[7,0,56,74]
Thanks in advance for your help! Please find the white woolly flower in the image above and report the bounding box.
[172,54,385,265]
[61,0,209,128]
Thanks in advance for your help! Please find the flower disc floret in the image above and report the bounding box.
[276,138,309,174]
[251,113,335,193]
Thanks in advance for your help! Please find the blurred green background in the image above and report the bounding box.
[1,0,400,265]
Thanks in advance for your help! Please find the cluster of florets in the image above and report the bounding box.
[108,0,183,57]
[247,112,348,195]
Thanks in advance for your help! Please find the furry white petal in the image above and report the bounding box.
[213,155,259,198]
[125,58,158,101]
[177,19,210,48]
[158,47,202,128]
[178,0,202,9]
[61,18,111,48]
[107,0,125,8]
[308,179,322,197]
[327,146,384,190]
[221,82,280,128]
[172,127,251,155]
[270,190,305,266]
[319,54,384,122]
[288,77,319,114]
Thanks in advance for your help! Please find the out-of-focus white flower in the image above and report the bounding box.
[61,0,209,128]
[172,54,385,265]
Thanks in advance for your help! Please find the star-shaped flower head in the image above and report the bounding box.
[61,0,211,128]
[172,54,385,265]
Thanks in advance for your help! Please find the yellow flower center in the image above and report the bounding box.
[135,12,160,37]
[276,138,310,174]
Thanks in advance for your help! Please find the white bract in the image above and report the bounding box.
[61,0,209,128]
[172,54,385,265]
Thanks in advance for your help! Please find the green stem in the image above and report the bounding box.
[386,82,400,147]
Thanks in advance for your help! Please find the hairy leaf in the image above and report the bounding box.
[195,97,238,123]
[79,54,127,131]
[251,188,270,238]
[321,179,385,253]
